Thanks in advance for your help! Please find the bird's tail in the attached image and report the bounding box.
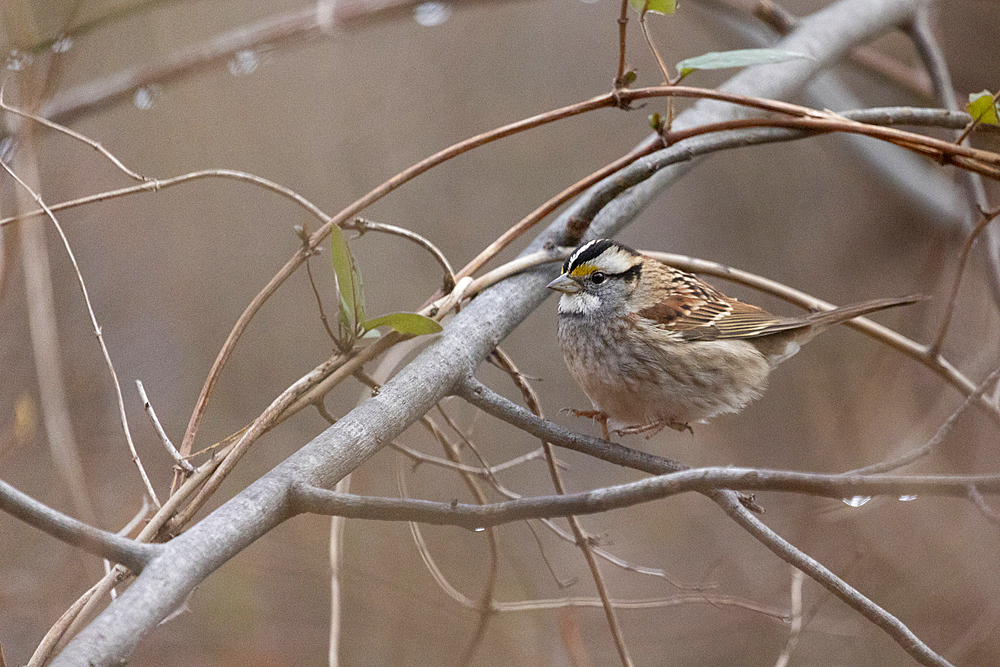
[805,294,926,331]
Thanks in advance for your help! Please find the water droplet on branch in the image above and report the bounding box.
[6,50,32,71]
[133,86,162,110]
[229,50,260,76]
[414,2,452,26]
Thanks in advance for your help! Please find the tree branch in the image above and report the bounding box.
[0,480,157,571]
[290,470,1000,527]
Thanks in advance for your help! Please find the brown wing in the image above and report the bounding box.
[635,265,922,343]
[688,301,809,340]
[636,267,809,341]
[681,295,924,341]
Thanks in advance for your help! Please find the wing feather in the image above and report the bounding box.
[635,267,810,341]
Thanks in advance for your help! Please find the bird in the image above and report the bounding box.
[547,238,922,439]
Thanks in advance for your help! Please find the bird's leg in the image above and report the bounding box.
[616,419,692,438]
[563,408,611,440]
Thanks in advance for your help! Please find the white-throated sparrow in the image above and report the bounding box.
[547,239,921,438]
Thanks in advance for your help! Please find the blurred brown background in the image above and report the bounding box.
[2,0,999,665]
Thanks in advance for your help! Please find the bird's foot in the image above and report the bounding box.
[563,408,611,440]
[615,419,693,438]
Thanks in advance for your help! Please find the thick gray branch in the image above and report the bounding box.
[0,479,157,571]
[52,1,937,664]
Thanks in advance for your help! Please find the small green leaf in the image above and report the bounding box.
[337,292,352,340]
[967,90,999,126]
[627,0,676,16]
[328,226,365,336]
[362,313,443,336]
[616,69,637,88]
[675,48,811,77]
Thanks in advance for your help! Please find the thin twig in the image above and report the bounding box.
[434,404,500,485]
[638,6,671,85]
[773,568,805,667]
[0,168,334,229]
[26,578,103,667]
[491,592,786,616]
[615,0,629,85]
[0,157,160,508]
[9,130,99,528]
[393,441,555,476]
[907,9,1000,308]
[0,90,148,182]
[967,485,1000,527]
[418,406,500,666]
[302,245,344,348]
[844,365,1000,476]
[136,380,194,474]
[455,141,661,282]
[930,207,1000,355]
[396,462,477,610]
[328,473,351,667]
[353,217,455,291]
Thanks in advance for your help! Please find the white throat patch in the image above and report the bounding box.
[557,292,599,314]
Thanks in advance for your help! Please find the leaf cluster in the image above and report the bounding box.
[328,225,442,347]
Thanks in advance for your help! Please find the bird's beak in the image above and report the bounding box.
[547,274,582,294]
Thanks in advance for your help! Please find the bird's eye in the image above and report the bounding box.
[590,271,606,284]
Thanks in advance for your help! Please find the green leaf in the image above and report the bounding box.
[337,292,353,338]
[362,313,443,336]
[675,48,811,77]
[627,0,676,16]
[615,69,637,88]
[967,90,999,126]
[328,226,365,337]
